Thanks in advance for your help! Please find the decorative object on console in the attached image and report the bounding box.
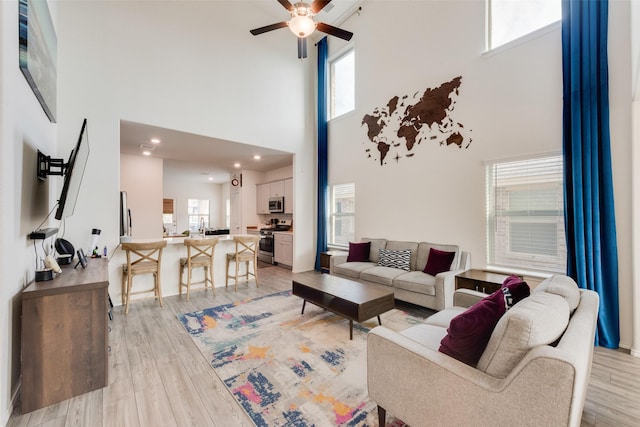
[55,237,75,264]
[347,241,370,262]
[75,249,88,269]
[438,275,530,366]
[361,76,471,166]
[88,228,101,256]
[249,0,354,59]
[423,247,456,276]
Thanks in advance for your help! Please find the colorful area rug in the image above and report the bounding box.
[178,290,421,426]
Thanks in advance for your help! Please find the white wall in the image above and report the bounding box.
[120,154,163,239]
[326,1,634,349]
[263,165,294,182]
[56,1,316,311]
[163,159,224,233]
[0,1,59,421]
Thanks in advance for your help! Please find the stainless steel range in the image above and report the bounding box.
[258,219,292,264]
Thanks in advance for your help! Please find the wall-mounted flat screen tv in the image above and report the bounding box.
[55,118,89,220]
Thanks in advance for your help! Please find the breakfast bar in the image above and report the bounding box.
[108,234,254,307]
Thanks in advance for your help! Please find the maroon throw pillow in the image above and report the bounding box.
[347,241,371,262]
[438,280,531,367]
[438,290,506,366]
[423,248,455,276]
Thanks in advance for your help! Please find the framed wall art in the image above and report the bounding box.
[19,0,57,122]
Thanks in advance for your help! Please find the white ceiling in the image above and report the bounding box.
[118,1,360,183]
[119,120,294,182]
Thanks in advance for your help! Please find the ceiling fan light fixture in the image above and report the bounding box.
[289,15,316,37]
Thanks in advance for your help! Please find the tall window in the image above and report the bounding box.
[486,155,566,273]
[329,48,355,119]
[329,183,355,247]
[187,199,209,232]
[488,0,561,50]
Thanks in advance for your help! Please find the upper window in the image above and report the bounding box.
[328,183,355,247]
[488,0,561,50]
[486,155,566,273]
[329,49,355,120]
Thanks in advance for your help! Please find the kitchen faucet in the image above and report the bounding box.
[200,217,205,234]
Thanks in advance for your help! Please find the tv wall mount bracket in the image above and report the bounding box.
[37,150,68,181]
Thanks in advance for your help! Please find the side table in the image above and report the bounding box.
[320,250,348,273]
[455,269,521,295]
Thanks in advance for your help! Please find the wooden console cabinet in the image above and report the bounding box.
[21,258,109,413]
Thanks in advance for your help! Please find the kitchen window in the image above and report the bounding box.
[187,198,209,232]
[485,155,566,273]
[328,183,355,247]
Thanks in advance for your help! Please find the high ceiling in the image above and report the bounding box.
[118,1,360,184]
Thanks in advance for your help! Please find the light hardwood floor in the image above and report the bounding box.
[7,265,640,426]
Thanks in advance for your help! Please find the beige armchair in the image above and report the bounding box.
[367,275,599,427]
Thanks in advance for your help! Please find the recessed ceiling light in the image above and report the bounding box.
[140,144,156,156]
[150,138,161,144]
[253,155,261,160]
[208,177,214,181]
[234,163,241,168]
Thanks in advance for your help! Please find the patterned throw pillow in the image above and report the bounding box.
[378,248,411,271]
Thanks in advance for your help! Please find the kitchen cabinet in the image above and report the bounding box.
[274,232,293,267]
[270,180,285,197]
[256,183,270,214]
[256,178,292,214]
[284,179,293,214]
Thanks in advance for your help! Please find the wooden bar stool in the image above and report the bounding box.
[225,235,260,291]
[179,238,219,301]
[121,240,167,314]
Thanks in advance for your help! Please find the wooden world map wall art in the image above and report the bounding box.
[361,76,472,166]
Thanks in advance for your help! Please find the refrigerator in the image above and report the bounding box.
[120,191,132,239]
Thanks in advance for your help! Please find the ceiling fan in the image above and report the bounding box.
[250,0,354,59]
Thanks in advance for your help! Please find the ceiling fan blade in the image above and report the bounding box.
[250,22,288,36]
[310,0,332,13]
[297,37,308,59]
[277,0,295,12]
[316,22,353,41]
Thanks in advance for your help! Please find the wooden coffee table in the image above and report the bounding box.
[291,271,395,340]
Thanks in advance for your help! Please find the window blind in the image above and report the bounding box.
[329,183,355,247]
[486,155,566,273]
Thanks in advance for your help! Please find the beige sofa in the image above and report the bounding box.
[329,238,470,311]
[367,275,599,427]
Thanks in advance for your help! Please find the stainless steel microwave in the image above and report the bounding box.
[269,197,284,213]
